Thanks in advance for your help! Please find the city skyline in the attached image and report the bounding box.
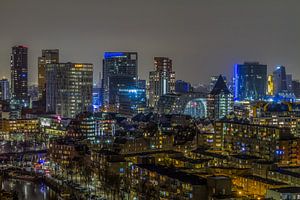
[1,0,300,85]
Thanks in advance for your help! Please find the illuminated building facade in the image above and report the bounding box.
[273,65,287,95]
[38,49,59,99]
[149,57,175,108]
[207,75,233,119]
[214,120,292,161]
[234,62,267,101]
[0,78,10,101]
[267,75,274,96]
[46,63,93,118]
[252,102,300,136]
[102,52,138,108]
[11,46,28,106]
[0,118,39,135]
[157,92,207,118]
[39,115,71,136]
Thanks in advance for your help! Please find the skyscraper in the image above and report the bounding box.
[273,65,287,95]
[286,74,293,93]
[102,52,138,109]
[38,49,59,99]
[207,75,233,119]
[11,46,28,106]
[175,80,192,93]
[0,78,10,101]
[234,62,267,101]
[292,80,300,98]
[149,57,175,108]
[267,75,274,96]
[46,63,93,118]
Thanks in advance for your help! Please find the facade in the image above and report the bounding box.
[0,78,10,101]
[207,75,233,119]
[46,63,93,118]
[210,75,226,92]
[149,57,175,108]
[38,49,59,99]
[157,92,207,118]
[293,80,300,98]
[11,46,28,106]
[286,74,293,93]
[175,80,192,93]
[102,52,138,109]
[266,187,300,200]
[234,62,267,101]
[267,75,274,96]
[252,102,300,137]
[0,118,39,135]
[273,65,287,95]
[214,120,292,161]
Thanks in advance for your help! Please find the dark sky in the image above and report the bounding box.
[1,0,300,85]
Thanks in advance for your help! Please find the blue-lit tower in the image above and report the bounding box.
[234,62,267,101]
[11,45,29,106]
[273,65,287,95]
[102,52,138,115]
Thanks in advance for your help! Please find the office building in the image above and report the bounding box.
[102,52,138,106]
[286,74,293,93]
[11,45,28,106]
[267,75,274,96]
[0,78,10,101]
[207,75,233,119]
[175,80,192,93]
[234,62,267,101]
[46,63,93,118]
[292,80,300,98]
[149,57,175,108]
[273,65,287,95]
[38,49,59,99]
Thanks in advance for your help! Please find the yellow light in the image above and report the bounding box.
[75,64,83,68]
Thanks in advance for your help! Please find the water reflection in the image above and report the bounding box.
[1,179,58,200]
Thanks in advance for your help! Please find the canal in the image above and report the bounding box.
[1,178,58,200]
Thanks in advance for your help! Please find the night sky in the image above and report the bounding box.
[0,0,299,85]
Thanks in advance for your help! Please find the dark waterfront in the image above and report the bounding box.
[1,178,58,200]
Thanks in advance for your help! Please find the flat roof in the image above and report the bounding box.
[269,187,300,193]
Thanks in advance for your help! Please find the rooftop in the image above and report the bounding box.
[136,164,207,185]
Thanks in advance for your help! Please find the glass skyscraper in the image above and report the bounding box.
[0,78,10,101]
[234,62,267,101]
[38,49,59,99]
[273,65,287,95]
[11,46,28,106]
[102,52,138,114]
[46,63,93,118]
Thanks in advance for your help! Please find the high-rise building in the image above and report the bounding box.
[267,75,274,96]
[273,65,287,95]
[149,57,175,108]
[234,62,267,101]
[210,75,226,92]
[38,49,59,99]
[286,74,293,93]
[207,75,233,119]
[175,80,192,93]
[46,63,93,118]
[292,80,300,98]
[11,46,28,106]
[102,52,138,109]
[0,78,10,101]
